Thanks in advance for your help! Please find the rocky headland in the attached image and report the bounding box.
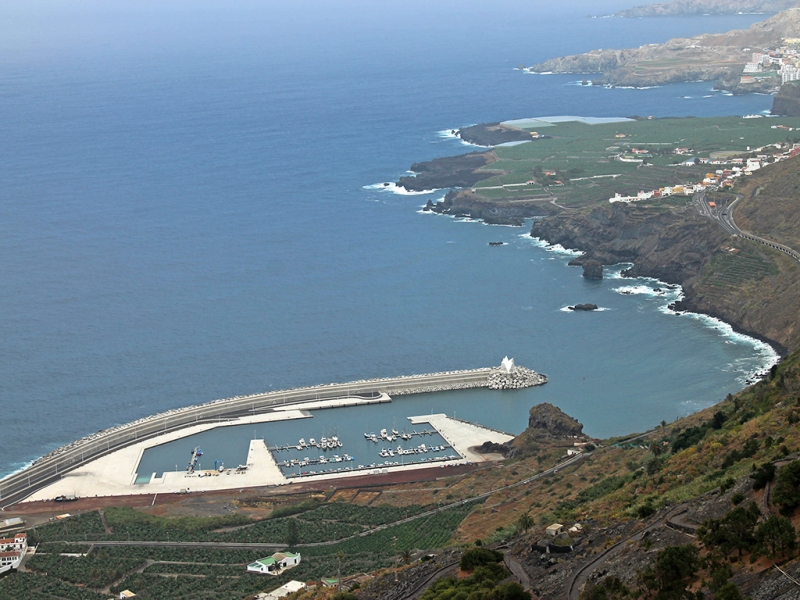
[613,0,799,18]
[477,402,585,458]
[530,8,800,90]
[455,122,546,146]
[422,189,559,226]
[397,151,497,192]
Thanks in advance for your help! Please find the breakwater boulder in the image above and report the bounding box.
[487,366,547,390]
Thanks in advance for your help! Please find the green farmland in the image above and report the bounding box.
[472,116,800,205]
[3,501,476,600]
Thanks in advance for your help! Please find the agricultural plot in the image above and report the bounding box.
[702,244,779,290]
[15,501,476,600]
[469,116,800,205]
[0,571,108,600]
[26,553,144,588]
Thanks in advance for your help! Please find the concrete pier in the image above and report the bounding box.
[1,365,545,507]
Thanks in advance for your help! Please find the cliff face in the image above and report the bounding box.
[531,203,727,284]
[531,200,800,354]
[772,81,800,116]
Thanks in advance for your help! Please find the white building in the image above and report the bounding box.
[247,552,302,575]
[256,580,307,600]
[781,65,800,84]
[0,532,27,573]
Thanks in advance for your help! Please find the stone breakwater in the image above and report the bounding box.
[487,366,548,390]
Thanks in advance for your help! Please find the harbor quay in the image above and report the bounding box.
[0,360,545,507]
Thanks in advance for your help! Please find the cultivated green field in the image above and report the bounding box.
[472,116,800,204]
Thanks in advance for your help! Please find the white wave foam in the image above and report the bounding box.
[608,266,778,383]
[522,234,582,257]
[560,306,610,312]
[363,182,440,196]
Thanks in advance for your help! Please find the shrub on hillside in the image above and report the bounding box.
[459,547,503,571]
[774,460,800,516]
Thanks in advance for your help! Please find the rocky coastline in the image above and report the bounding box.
[530,197,798,355]
[612,0,798,18]
[528,8,800,91]
[422,189,558,226]
[455,122,544,147]
[396,151,497,192]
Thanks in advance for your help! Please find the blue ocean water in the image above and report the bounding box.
[0,1,781,479]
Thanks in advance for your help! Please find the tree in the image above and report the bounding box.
[649,441,666,457]
[653,544,700,598]
[755,515,796,558]
[286,518,298,546]
[580,576,632,600]
[402,549,412,565]
[713,582,744,600]
[750,462,776,491]
[699,503,760,558]
[517,511,534,535]
[773,460,800,516]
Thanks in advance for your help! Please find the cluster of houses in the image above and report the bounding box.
[609,141,800,204]
[0,532,27,575]
[741,43,800,86]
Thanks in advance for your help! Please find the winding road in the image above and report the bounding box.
[694,190,800,263]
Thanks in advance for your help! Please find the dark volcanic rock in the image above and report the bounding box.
[425,189,558,226]
[527,403,584,438]
[569,303,598,311]
[397,151,496,192]
[457,123,538,146]
[772,81,800,116]
[581,259,603,279]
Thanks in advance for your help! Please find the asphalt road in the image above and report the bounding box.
[694,190,800,263]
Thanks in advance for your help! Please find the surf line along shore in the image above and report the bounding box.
[0,358,546,508]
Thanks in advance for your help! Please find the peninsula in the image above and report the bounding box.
[528,7,800,92]
[611,0,799,18]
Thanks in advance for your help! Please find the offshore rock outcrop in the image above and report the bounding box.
[487,366,547,390]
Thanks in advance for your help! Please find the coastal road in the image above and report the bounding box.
[694,191,800,263]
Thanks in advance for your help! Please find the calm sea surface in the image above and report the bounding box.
[0,1,780,478]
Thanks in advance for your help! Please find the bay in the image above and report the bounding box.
[0,0,778,478]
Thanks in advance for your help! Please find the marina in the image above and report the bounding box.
[3,360,537,505]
